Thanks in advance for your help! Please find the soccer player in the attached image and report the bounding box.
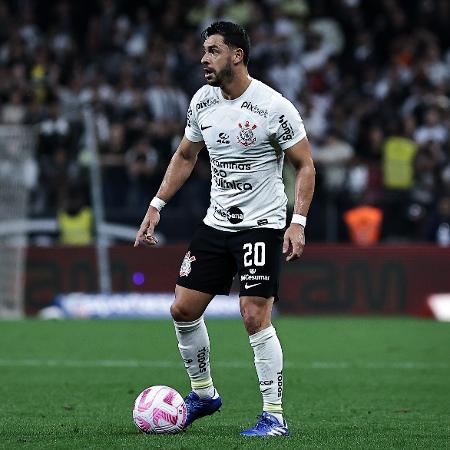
[134,21,315,437]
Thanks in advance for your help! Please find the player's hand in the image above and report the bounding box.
[134,207,160,247]
[283,224,305,262]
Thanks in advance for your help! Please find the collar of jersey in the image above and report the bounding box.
[219,78,255,103]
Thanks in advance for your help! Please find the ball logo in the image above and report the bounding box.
[237,120,257,147]
[180,251,196,277]
[163,390,176,405]
[137,388,155,412]
[152,408,178,426]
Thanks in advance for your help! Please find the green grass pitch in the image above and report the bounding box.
[0,317,449,449]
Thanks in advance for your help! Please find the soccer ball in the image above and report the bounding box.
[132,385,187,434]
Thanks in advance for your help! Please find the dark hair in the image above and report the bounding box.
[201,21,251,66]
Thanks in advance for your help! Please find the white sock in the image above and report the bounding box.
[174,316,217,398]
[249,325,284,422]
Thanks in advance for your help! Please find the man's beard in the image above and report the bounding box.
[208,63,233,87]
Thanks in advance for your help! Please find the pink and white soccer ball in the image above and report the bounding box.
[133,385,187,434]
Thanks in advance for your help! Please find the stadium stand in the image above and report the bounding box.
[1,0,449,243]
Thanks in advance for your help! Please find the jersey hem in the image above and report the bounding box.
[184,133,204,143]
[202,217,286,232]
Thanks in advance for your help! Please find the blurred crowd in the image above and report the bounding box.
[1,0,450,243]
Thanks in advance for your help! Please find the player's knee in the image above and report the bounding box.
[170,302,195,322]
[242,311,264,335]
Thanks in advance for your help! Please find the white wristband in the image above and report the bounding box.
[150,197,166,212]
[291,214,307,227]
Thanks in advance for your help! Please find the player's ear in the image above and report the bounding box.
[233,48,244,65]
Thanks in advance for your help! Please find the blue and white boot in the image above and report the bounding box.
[184,391,222,427]
[240,412,289,436]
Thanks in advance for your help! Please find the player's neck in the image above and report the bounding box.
[220,73,252,100]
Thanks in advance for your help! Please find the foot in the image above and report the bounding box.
[184,391,222,427]
[240,412,289,436]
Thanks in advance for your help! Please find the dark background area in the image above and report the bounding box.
[1,0,450,243]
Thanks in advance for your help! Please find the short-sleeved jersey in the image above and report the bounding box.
[185,78,306,232]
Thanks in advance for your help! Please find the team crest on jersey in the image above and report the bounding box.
[237,120,257,147]
[180,251,196,277]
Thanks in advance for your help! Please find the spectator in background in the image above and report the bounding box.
[344,204,383,246]
[57,186,93,245]
[266,51,305,101]
[36,101,76,214]
[146,69,188,153]
[313,128,354,196]
[39,101,70,152]
[381,120,417,239]
[99,122,128,214]
[1,91,26,124]
[414,107,448,146]
[412,141,446,207]
[1,0,450,244]
[427,195,450,246]
[125,136,160,210]
[301,28,333,73]
[383,127,417,191]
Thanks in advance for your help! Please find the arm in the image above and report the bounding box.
[283,137,316,261]
[134,136,204,247]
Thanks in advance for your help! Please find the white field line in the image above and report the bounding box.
[0,359,447,370]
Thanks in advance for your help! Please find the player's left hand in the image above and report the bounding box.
[283,224,305,262]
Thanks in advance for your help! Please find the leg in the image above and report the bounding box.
[171,285,222,426]
[171,285,215,395]
[230,227,287,435]
[173,224,236,425]
[171,284,213,322]
[240,295,274,335]
[240,296,287,436]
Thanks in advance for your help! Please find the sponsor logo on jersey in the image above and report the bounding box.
[186,107,193,127]
[196,98,219,111]
[237,120,257,147]
[241,101,268,118]
[213,177,253,191]
[213,206,244,224]
[257,219,268,226]
[211,160,253,191]
[278,114,295,142]
[216,132,230,144]
[211,159,251,171]
[227,207,244,223]
[179,251,196,277]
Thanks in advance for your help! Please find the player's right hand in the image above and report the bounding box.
[134,208,160,247]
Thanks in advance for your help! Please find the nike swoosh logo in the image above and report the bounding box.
[201,125,212,130]
[245,282,262,289]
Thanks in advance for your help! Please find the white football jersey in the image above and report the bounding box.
[185,79,306,231]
